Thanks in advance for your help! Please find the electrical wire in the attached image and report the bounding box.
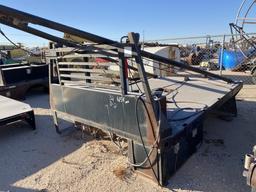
[0,26,203,176]
[127,93,162,185]
[167,107,206,122]
[0,24,206,164]
[166,82,208,122]
[0,28,41,57]
[126,54,196,184]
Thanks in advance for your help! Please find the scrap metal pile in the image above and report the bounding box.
[0,5,243,185]
[229,0,256,84]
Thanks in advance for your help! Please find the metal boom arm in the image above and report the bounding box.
[0,4,234,83]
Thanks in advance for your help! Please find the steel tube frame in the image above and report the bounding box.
[128,32,158,142]
[0,4,234,83]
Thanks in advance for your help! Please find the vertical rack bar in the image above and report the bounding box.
[220,35,226,76]
[118,50,128,95]
[127,32,158,140]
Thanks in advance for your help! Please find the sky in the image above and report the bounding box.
[0,0,249,47]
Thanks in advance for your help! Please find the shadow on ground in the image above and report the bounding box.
[0,92,89,191]
[166,100,256,192]
[0,86,255,192]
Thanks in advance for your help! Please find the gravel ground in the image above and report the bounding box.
[0,85,255,192]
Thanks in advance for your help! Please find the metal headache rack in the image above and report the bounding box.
[0,5,243,185]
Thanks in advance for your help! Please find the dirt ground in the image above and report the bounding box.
[0,85,255,192]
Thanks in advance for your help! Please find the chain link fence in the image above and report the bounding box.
[145,33,256,85]
[1,32,256,85]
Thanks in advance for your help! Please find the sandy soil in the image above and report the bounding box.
[0,85,255,192]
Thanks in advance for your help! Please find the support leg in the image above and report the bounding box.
[25,111,36,130]
[218,96,237,117]
[52,110,61,134]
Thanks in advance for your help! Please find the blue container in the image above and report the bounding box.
[219,50,245,70]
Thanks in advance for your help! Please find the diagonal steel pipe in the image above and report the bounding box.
[0,4,234,83]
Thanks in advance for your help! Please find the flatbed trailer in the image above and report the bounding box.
[0,95,35,129]
[0,5,243,185]
[51,72,241,185]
